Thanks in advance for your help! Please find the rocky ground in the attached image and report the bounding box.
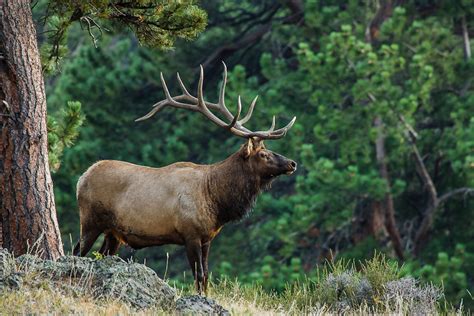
[0,248,452,315]
[0,248,228,315]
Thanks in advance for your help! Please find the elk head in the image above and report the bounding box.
[240,138,297,180]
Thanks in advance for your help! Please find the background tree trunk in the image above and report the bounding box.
[0,0,64,259]
[354,0,405,260]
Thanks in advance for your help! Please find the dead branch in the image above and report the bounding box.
[202,23,273,69]
[374,116,405,260]
[397,115,474,255]
[202,0,304,69]
[460,15,472,97]
[461,15,471,61]
[79,16,108,48]
[438,187,474,205]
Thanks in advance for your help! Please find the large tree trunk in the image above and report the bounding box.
[0,0,64,259]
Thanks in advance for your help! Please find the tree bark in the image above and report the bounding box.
[0,0,64,259]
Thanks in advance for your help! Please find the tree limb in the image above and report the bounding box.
[438,187,474,205]
[409,138,438,255]
[409,137,438,206]
[414,186,474,255]
[461,15,471,61]
[460,15,472,97]
[202,0,304,69]
[401,117,474,255]
[374,117,405,260]
[202,22,273,69]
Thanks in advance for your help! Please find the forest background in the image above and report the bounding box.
[35,0,473,309]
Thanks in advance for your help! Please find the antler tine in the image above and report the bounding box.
[269,116,297,136]
[218,62,227,106]
[135,72,192,121]
[197,65,206,109]
[158,71,197,110]
[135,103,166,122]
[247,116,296,139]
[226,96,242,129]
[217,62,234,119]
[176,72,192,97]
[160,72,175,103]
[238,95,258,125]
[192,65,240,129]
[269,115,276,131]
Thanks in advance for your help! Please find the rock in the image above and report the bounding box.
[0,248,177,309]
[176,295,230,315]
[1,272,23,289]
[89,256,177,309]
[0,248,231,313]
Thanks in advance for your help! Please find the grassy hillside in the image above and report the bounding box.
[0,249,465,315]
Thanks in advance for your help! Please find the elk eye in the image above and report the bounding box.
[259,152,267,159]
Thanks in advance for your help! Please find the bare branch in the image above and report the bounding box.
[202,0,304,69]
[409,138,438,205]
[438,187,474,205]
[462,15,471,61]
[374,116,404,260]
[401,116,473,255]
[366,93,404,259]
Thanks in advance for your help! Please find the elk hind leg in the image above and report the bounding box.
[185,240,204,294]
[202,242,211,294]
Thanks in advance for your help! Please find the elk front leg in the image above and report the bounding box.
[202,242,211,294]
[98,233,121,256]
[185,240,204,294]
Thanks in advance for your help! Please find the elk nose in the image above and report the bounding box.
[289,160,297,170]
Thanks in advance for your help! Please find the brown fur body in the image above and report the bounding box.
[74,139,296,293]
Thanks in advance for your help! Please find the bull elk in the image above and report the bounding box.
[73,63,297,293]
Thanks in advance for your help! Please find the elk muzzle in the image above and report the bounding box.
[273,152,297,176]
[286,159,297,175]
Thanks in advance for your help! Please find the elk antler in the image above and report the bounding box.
[136,62,296,140]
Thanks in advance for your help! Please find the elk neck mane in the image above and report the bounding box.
[206,150,271,225]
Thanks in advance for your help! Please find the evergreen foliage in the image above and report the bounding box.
[47,101,85,171]
[37,0,207,72]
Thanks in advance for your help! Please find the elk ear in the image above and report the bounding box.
[242,138,254,158]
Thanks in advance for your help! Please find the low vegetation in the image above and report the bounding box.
[1,248,464,315]
[203,255,448,315]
